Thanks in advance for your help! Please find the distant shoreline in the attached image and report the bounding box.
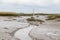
[0,12,60,16]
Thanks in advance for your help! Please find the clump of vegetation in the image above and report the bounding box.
[46,15,56,20]
[27,17,35,21]
[46,15,60,20]
[12,18,17,20]
[27,17,44,24]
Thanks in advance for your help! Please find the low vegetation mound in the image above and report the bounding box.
[27,17,44,23]
[46,15,60,20]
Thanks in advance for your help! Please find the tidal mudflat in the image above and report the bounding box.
[0,16,60,40]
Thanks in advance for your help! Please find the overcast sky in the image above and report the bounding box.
[0,0,60,13]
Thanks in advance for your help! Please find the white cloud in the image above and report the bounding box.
[0,0,60,13]
[53,0,60,4]
[1,0,16,3]
[1,0,60,6]
[16,0,53,6]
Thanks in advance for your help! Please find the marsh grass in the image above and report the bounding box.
[46,15,60,20]
[27,17,44,24]
[0,12,17,16]
[0,12,60,17]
